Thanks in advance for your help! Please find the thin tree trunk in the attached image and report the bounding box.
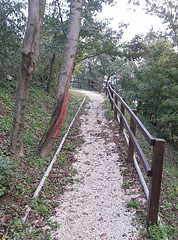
[46,51,55,93]
[40,0,83,157]
[88,63,93,91]
[10,0,46,156]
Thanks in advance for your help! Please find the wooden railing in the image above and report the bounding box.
[71,79,103,93]
[106,81,165,226]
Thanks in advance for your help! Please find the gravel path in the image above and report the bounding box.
[51,90,138,240]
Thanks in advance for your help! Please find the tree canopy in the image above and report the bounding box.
[1,0,178,143]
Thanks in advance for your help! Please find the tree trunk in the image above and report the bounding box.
[40,0,83,157]
[10,0,46,156]
[46,51,56,93]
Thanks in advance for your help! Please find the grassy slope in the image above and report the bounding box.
[133,114,178,239]
[0,84,85,239]
[137,117,178,239]
[104,97,178,240]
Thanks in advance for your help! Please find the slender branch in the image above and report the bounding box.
[56,0,66,36]
[76,52,104,63]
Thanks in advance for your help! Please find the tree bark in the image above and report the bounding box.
[10,0,46,156]
[46,51,56,93]
[40,0,83,157]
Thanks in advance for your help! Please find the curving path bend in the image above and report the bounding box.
[51,90,138,240]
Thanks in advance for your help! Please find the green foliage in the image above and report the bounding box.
[122,180,132,187]
[148,224,165,240]
[62,144,75,152]
[57,153,68,166]
[34,0,119,91]
[116,31,178,141]
[30,198,51,217]
[122,34,146,60]
[72,0,127,90]
[33,1,66,90]
[144,0,178,48]
[0,0,26,83]
[0,0,124,92]
[0,156,14,196]
[126,199,140,209]
[104,98,114,119]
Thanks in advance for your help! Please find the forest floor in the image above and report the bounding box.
[50,90,145,240]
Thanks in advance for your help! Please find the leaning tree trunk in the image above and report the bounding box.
[39,0,83,157]
[10,0,46,157]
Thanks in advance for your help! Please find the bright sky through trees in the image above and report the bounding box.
[99,0,166,41]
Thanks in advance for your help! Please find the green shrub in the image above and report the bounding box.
[148,224,165,240]
[126,199,140,209]
[0,156,15,196]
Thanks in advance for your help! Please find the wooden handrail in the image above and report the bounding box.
[108,88,152,175]
[106,81,165,227]
[110,85,155,145]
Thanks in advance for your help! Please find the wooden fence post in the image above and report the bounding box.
[147,138,165,226]
[108,85,112,105]
[114,94,118,120]
[110,91,114,110]
[99,80,101,94]
[127,110,137,163]
[105,82,108,96]
[89,79,92,91]
[119,98,125,134]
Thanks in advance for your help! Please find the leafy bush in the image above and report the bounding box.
[126,199,140,209]
[148,224,165,240]
[0,156,15,196]
[116,34,178,142]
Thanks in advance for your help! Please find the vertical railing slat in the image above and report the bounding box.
[105,82,108,97]
[99,80,101,94]
[147,138,165,225]
[89,79,92,91]
[110,90,114,110]
[114,94,118,120]
[120,97,125,134]
[128,110,137,163]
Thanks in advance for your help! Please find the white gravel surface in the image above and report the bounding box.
[51,90,138,240]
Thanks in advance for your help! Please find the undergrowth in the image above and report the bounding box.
[0,82,85,239]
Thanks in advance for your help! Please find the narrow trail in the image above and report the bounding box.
[51,91,138,240]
